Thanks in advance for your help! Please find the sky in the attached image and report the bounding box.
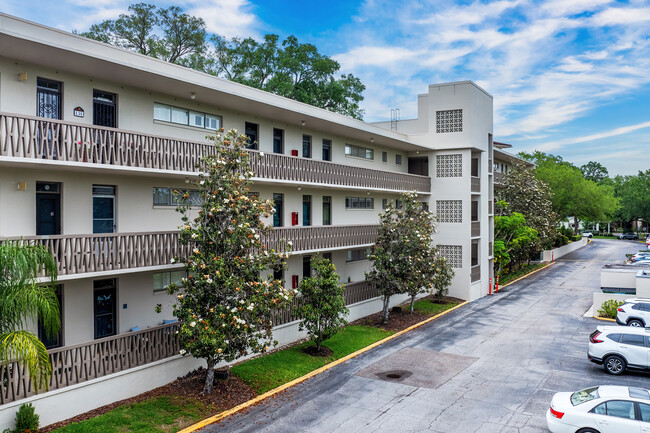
[1,0,649,176]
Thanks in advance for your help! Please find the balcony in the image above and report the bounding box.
[471,265,481,282]
[471,221,480,237]
[471,176,480,193]
[1,225,380,277]
[0,113,430,193]
[0,280,379,405]
[494,172,504,184]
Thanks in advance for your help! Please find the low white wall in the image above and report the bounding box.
[592,293,631,317]
[601,268,638,290]
[0,292,425,430]
[637,270,650,298]
[541,238,588,262]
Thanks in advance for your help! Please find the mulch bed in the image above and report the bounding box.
[42,295,461,432]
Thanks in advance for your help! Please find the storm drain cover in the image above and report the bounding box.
[376,369,413,381]
[357,348,478,389]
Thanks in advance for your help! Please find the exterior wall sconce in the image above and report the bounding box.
[18,72,28,82]
[301,120,305,126]
[17,182,27,191]
[190,92,196,100]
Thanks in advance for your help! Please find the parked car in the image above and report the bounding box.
[619,232,639,240]
[631,252,650,261]
[588,325,650,374]
[616,299,650,327]
[546,385,650,433]
[581,231,594,238]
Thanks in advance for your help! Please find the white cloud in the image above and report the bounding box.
[533,120,650,152]
[184,0,260,39]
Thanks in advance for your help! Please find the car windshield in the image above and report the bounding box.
[571,387,600,406]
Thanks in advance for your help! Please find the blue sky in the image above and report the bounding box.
[2,0,650,176]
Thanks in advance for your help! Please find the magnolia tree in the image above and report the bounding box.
[296,255,348,353]
[366,192,453,322]
[164,129,292,394]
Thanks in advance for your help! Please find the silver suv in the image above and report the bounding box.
[616,298,650,327]
[588,326,650,374]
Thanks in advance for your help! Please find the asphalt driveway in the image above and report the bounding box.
[203,239,647,432]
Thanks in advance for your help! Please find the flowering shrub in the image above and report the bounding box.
[164,128,292,394]
[366,192,453,322]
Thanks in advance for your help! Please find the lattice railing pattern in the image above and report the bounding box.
[0,279,381,405]
[1,225,379,276]
[0,323,179,405]
[0,113,430,193]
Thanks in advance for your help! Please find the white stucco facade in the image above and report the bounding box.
[0,13,498,428]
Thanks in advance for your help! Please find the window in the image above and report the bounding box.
[471,201,479,221]
[273,128,284,154]
[322,139,332,161]
[153,102,222,130]
[345,144,373,159]
[322,196,331,225]
[273,193,284,227]
[323,252,332,263]
[347,248,372,262]
[620,334,645,347]
[303,195,312,226]
[245,122,258,150]
[153,187,201,206]
[571,387,600,406]
[395,199,402,209]
[37,77,62,120]
[606,333,622,342]
[591,400,636,420]
[303,255,312,278]
[38,285,62,349]
[153,270,185,293]
[382,199,389,209]
[382,151,388,163]
[395,154,402,165]
[302,134,312,158]
[639,403,650,422]
[471,240,479,267]
[345,197,374,209]
[471,157,479,177]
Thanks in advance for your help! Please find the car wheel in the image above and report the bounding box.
[628,319,644,327]
[604,355,626,375]
[576,429,599,433]
[589,235,593,238]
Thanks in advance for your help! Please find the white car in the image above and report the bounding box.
[588,325,650,374]
[547,385,650,433]
[631,252,650,262]
[616,299,650,327]
[581,231,594,238]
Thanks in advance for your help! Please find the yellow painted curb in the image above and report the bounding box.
[594,316,616,322]
[178,300,469,433]
[498,262,555,290]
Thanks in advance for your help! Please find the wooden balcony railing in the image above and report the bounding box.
[471,176,480,192]
[1,279,381,405]
[471,221,480,237]
[0,113,430,193]
[471,265,481,282]
[494,172,504,184]
[0,323,179,405]
[0,225,380,276]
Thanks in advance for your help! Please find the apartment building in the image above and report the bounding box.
[0,14,495,427]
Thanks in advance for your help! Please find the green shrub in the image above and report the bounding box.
[571,235,583,242]
[10,403,40,433]
[598,300,624,319]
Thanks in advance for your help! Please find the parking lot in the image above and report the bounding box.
[204,239,647,433]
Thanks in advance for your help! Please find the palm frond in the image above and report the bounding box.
[0,330,52,392]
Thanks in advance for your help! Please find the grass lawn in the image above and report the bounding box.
[412,298,458,315]
[52,396,213,433]
[499,263,547,286]
[231,325,393,394]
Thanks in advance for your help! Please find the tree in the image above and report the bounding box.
[431,255,454,302]
[493,211,538,276]
[499,160,557,250]
[79,3,207,64]
[614,170,650,231]
[296,255,348,353]
[520,151,618,235]
[581,161,609,184]
[366,192,451,322]
[211,34,365,119]
[165,128,292,394]
[0,242,60,393]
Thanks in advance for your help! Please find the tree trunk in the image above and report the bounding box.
[382,295,391,324]
[574,217,579,236]
[410,295,416,313]
[203,360,215,394]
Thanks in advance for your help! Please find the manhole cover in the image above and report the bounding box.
[376,370,413,381]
